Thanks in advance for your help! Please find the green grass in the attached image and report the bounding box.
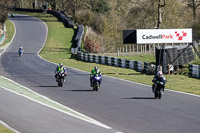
[115,54,156,63]
[14,12,74,59]
[13,12,200,95]
[0,124,14,133]
[0,19,15,50]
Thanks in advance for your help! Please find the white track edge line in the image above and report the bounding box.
[0,120,20,133]
[0,15,112,129]
[0,76,112,129]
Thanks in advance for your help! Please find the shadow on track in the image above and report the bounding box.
[67,89,94,92]
[122,97,155,100]
[32,86,58,88]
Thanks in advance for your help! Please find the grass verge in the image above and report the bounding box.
[0,124,14,133]
[0,19,15,50]
[115,54,156,63]
[13,12,200,95]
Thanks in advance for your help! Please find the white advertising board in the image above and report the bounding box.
[137,29,192,44]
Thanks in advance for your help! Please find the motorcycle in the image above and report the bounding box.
[57,70,66,87]
[11,13,15,18]
[154,79,165,99]
[19,49,23,57]
[92,73,102,91]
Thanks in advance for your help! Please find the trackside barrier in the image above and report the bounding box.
[121,59,125,68]
[144,62,148,74]
[0,24,5,44]
[0,32,5,44]
[95,55,98,63]
[130,60,134,69]
[189,64,200,78]
[102,56,105,64]
[77,52,200,78]
[114,57,118,67]
[77,52,145,72]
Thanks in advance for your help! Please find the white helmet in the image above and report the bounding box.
[157,71,163,77]
[94,66,98,72]
[59,62,63,68]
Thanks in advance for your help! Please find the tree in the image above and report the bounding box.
[84,0,110,14]
[0,0,14,24]
[156,0,166,29]
[126,0,158,29]
[187,0,200,20]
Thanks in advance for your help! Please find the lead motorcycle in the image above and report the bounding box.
[92,73,102,91]
[154,78,165,99]
[57,70,66,87]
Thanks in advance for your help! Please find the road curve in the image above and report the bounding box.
[0,14,200,133]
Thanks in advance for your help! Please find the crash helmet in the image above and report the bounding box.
[157,71,163,77]
[59,62,63,68]
[94,66,98,72]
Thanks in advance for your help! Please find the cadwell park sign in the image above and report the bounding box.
[123,29,193,44]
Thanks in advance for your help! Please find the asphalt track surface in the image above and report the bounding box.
[0,14,200,133]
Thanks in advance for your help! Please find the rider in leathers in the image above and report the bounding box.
[55,63,67,82]
[152,71,167,94]
[90,66,102,87]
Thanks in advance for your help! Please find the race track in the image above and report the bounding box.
[0,14,200,133]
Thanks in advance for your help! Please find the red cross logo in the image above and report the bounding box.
[175,31,187,40]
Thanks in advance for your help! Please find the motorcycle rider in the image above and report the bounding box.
[11,13,15,17]
[55,63,67,82]
[152,71,167,94]
[19,47,24,54]
[90,66,102,87]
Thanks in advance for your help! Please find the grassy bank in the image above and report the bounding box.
[14,12,200,95]
[0,124,14,133]
[0,19,15,50]
[116,54,155,63]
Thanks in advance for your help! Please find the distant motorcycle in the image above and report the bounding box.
[154,80,164,99]
[11,13,15,18]
[57,70,66,87]
[92,73,102,91]
[18,49,23,57]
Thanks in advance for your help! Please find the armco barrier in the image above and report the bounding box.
[189,64,200,78]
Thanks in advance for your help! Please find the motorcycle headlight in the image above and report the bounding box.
[95,77,100,80]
